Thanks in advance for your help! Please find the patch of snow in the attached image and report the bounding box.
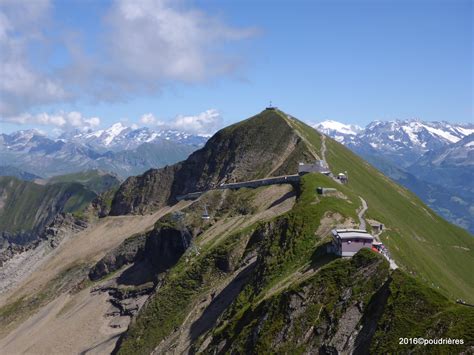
[422,125,461,143]
[401,125,420,145]
[457,127,474,136]
[314,120,362,135]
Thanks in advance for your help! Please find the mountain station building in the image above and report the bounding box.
[298,161,330,175]
[331,229,374,257]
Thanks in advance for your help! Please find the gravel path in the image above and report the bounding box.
[321,134,328,163]
[358,197,368,230]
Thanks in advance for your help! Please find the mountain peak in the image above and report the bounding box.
[110,109,320,215]
[314,120,362,136]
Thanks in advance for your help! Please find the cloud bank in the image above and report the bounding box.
[2,111,101,130]
[140,109,222,136]
[0,0,68,116]
[0,0,256,118]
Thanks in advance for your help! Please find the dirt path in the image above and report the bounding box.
[358,197,368,230]
[321,133,328,163]
[279,113,321,160]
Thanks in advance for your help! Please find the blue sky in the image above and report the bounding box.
[0,0,472,135]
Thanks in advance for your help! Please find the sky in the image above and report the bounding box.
[0,0,472,135]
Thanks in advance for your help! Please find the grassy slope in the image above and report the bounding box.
[0,177,96,233]
[117,173,361,354]
[284,113,474,303]
[370,269,474,353]
[116,110,474,354]
[46,169,120,194]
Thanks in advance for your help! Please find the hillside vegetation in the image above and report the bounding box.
[0,171,120,245]
[110,110,473,354]
[46,169,120,194]
[116,171,474,354]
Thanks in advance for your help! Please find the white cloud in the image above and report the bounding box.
[0,0,68,116]
[0,0,257,116]
[140,109,223,136]
[1,111,101,130]
[172,109,222,136]
[140,113,157,125]
[103,0,256,85]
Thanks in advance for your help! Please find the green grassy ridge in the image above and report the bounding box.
[194,173,361,344]
[246,173,360,297]
[286,116,474,303]
[116,109,474,353]
[276,110,323,156]
[116,226,256,355]
[369,270,474,353]
[204,249,474,354]
[196,109,306,180]
[46,169,120,194]
[0,176,96,234]
[205,249,390,354]
[117,173,362,354]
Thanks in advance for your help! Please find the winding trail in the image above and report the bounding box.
[358,197,368,230]
[321,134,342,184]
[357,196,398,270]
[321,134,328,164]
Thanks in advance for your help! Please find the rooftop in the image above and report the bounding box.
[332,229,374,240]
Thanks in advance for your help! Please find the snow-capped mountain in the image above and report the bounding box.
[314,119,474,167]
[417,134,474,167]
[359,119,472,152]
[1,125,207,178]
[60,123,207,152]
[314,118,474,234]
[313,120,362,144]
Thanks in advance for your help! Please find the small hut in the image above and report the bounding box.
[337,173,348,183]
[331,229,374,257]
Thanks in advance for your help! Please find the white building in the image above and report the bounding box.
[331,229,374,257]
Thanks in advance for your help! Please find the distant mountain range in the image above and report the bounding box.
[2,118,473,233]
[314,119,474,233]
[0,124,207,178]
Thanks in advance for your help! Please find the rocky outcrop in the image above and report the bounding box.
[143,223,190,273]
[89,233,147,281]
[89,219,191,282]
[0,213,87,267]
[39,213,88,247]
[203,250,390,354]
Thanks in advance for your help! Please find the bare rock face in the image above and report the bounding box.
[143,224,190,273]
[89,220,190,282]
[89,234,147,281]
[204,250,390,354]
[0,213,87,267]
[40,213,88,246]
